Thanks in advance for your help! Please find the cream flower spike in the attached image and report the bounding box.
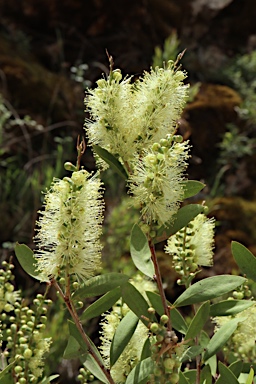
[129,134,190,226]
[34,170,104,282]
[166,213,215,268]
[132,61,189,151]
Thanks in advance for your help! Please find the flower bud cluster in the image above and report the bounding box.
[0,261,52,382]
[147,312,184,384]
[214,302,256,363]
[129,135,190,226]
[77,367,94,383]
[166,213,215,286]
[232,282,252,300]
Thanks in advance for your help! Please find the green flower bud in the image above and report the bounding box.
[4,303,13,312]
[163,357,175,371]
[148,307,156,315]
[14,365,23,374]
[24,348,33,359]
[112,70,122,82]
[150,322,159,333]
[64,162,77,172]
[96,79,106,88]
[152,142,161,151]
[160,315,169,325]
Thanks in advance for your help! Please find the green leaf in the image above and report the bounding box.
[63,335,86,359]
[14,243,48,282]
[130,224,154,278]
[185,301,210,340]
[215,362,240,384]
[121,283,150,326]
[203,317,246,362]
[179,371,190,384]
[170,307,189,335]
[39,375,60,384]
[93,145,128,179]
[69,321,109,383]
[245,368,254,384]
[68,320,88,355]
[229,360,244,378]
[182,180,205,199]
[181,346,204,363]
[73,273,130,299]
[141,338,151,360]
[155,204,204,243]
[174,275,246,307]
[210,299,254,317]
[183,370,197,384]
[0,359,17,380]
[200,365,212,384]
[146,291,165,315]
[232,241,256,282]
[146,291,188,334]
[125,357,153,384]
[110,311,139,367]
[80,287,121,321]
[200,332,217,376]
[81,354,110,384]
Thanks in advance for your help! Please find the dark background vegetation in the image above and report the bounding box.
[1,0,256,381]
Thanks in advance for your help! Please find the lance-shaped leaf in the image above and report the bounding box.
[73,273,129,299]
[146,291,188,334]
[69,321,110,383]
[210,299,254,317]
[174,275,246,307]
[182,180,205,200]
[110,311,139,367]
[231,241,256,282]
[245,368,254,384]
[181,346,204,363]
[68,320,88,355]
[179,371,190,384]
[154,204,204,244]
[121,283,150,326]
[63,336,86,359]
[215,362,240,384]
[229,360,244,378]
[93,145,128,179]
[81,354,110,384]
[130,224,154,278]
[203,317,246,362]
[125,357,153,384]
[185,301,210,340]
[200,365,213,384]
[14,243,49,282]
[0,359,18,381]
[141,338,151,360]
[81,287,121,321]
[183,369,197,384]
[40,375,60,383]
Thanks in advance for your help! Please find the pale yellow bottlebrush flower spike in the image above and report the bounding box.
[128,135,190,226]
[166,213,215,268]
[34,170,104,282]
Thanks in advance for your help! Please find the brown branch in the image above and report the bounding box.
[51,279,115,384]
[149,242,172,331]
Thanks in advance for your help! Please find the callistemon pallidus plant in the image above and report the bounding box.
[13,55,256,384]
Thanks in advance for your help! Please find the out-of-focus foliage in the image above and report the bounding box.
[223,50,256,125]
[152,32,180,68]
[0,94,74,243]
